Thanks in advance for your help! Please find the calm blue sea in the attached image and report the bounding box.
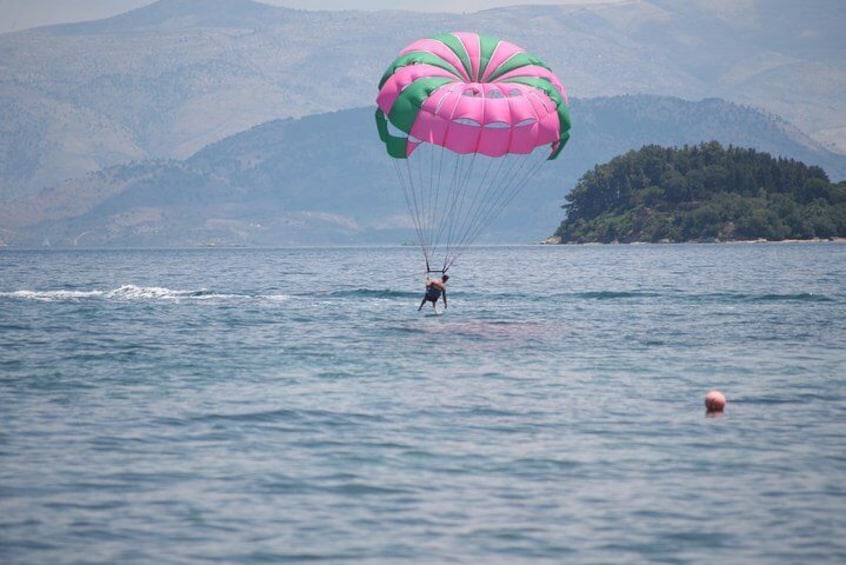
[1,243,845,563]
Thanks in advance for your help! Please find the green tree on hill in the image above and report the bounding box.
[554,141,846,243]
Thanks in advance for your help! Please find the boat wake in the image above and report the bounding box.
[0,284,250,302]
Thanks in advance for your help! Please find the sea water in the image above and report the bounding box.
[1,243,844,563]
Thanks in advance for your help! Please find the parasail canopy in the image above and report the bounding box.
[375,32,571,273]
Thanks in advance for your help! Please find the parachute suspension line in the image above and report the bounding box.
[418,143,441,269]
[409,143,472,272]
[418,144,431,259]
[428,140,449,270]
[468,149,548,246]
[394,157,433,270]
[399,140,456,274]
[443,155,506,272]
[393,118,554,275]
[413,142,445,271]
[440,152,495,264]
[398,142,552,275]
[442,148,550,272]
[441,150,493,271]
[439,148,478,271]
[473,152,539,239]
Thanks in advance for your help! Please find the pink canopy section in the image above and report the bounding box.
[376,31,569,158]
[409,83,560,156]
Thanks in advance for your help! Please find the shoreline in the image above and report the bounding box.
[542,237,846,245]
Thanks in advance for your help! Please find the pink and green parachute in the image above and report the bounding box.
[375,32,571,273]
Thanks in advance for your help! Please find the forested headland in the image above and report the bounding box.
[553,142,846,243]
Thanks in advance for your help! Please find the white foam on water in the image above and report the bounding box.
[1,285,292,303]
[105,284,179,300]
[0,289,105,302]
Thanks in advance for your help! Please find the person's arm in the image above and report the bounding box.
[442,289,447,308]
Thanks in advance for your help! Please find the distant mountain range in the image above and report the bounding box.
[1,0,844,205]
[3,95,845,248]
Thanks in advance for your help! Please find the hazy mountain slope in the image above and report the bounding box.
[3,95,844,248]
[1,0,843,201]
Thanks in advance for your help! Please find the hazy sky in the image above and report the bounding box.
[0,0,613,34]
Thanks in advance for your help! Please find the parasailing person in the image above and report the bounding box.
[375,31,571,308]
[418,274,449,312]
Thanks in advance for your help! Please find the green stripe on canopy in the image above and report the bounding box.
[374,108,408,159]
[476,34,501,81]
[486,53,551,82]
[387,76,452,134]
[378,52,463,89]
[432,33,473,80]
